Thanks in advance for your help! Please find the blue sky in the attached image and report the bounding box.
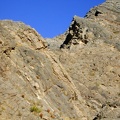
[0,0,105,38]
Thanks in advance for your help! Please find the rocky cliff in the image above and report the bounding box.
[0,0,120,120]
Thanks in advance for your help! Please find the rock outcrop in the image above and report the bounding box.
[0,0,120,120]
[0,20,88,120]
[60,0,120,50]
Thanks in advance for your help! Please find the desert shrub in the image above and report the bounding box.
[30,106,41,113]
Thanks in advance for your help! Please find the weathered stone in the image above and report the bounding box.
[0,0,120,120]
[60,0,120,50]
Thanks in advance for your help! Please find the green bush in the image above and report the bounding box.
[30,106,41,113]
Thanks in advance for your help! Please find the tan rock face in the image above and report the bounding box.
[0,0,120,120]
[0,20,89,120]
[60,0,120,51]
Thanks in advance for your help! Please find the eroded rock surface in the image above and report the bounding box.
[48,0,120,119]
[0,0,120,120]
[60,0,120,50]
